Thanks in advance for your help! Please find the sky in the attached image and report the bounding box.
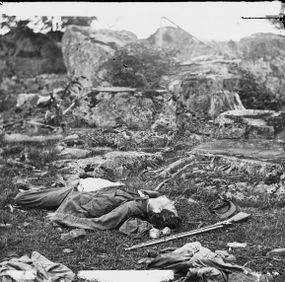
[0,1,283,41]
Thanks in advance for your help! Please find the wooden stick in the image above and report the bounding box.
[3,133,63,143]
[154,161,209,191]
[27,121,59,130]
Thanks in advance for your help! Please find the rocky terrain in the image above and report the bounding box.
[1,24,285,281]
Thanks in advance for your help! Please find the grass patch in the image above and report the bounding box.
[0,132,285,281]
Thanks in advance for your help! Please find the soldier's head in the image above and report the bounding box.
[147,196,181,229]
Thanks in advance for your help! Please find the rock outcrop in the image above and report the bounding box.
[164,58,243,119]
[55,151,163,180]
[148,26,217,62]
[62,26,137,87]
[238,33,285,107]
[215,109,285,138]
[0,28,65,80]
[72,87,177,132]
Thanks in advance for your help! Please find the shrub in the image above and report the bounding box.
[100,41,178,89]
[237,68,280,110]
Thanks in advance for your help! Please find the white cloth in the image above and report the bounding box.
[77,178,125,192]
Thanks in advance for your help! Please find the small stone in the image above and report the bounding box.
[63,248,73,254]
[161,227,171,236]
[227,242,247,249]
[149,228,160,239]
[23,222,30,227]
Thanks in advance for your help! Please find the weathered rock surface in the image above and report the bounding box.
[211,33,285,108]
[72,88,177,131]
[58,148,91,159]
[0,74,67,96]
[215,109,285,138]
[55,151,163,180]
[192,139,285,177]
[238,33,285,104]
[62,26,137,87]
[164,58,243,119]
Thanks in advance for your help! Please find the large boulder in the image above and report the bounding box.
[164,58,243,118]
[215,109,285,138]
[210,33,285,109]
[55,150,163,180]
[72,87,177,131]
[148,26,217,62]
[238,33,285,108]
[62,26,137,87]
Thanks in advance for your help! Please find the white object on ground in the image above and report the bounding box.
[227,242,247,248]
[77,178,125,192]
[3,270,36,281]
[77,270,174,282]
[149,228,161,239]
[161,227,171,236]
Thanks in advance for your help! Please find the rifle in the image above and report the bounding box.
[125,212,250,251]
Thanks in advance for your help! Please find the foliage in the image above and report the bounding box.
[237,67,280,110]
[0,15,97,34]
[100,41,178,89]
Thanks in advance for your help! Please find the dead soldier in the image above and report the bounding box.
[14,180,181,232]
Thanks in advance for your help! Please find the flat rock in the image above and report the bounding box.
[192,139,285,177]
[55,151,163,179]
[72,89,177,131]
[59,148,91,159]
[215,109,285,138]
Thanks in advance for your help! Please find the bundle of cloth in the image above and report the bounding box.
[143,242,265,282]
[14,178,181,232]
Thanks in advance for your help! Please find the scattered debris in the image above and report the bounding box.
[161,227,171,236]
[142,241,263,282]
[0,251,75,282]
[59,147,91,159]
[154,161,207,191]
[119,218,153,237]
[63,248,74,254]
[125,212,251,251]
[6,159,37,170]
[266,248,285,259]
[149,227,161,239]
[227,242,248,249]
[3,133,63,144]
[60,228,87,241]
[0,223,12,229]
[23,222,30,228]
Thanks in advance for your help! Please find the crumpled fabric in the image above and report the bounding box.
[0,251,75,282]
[146,242,257,282]
[15,186,73,209]
[119,217,153,237]
[14,178,125,208]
